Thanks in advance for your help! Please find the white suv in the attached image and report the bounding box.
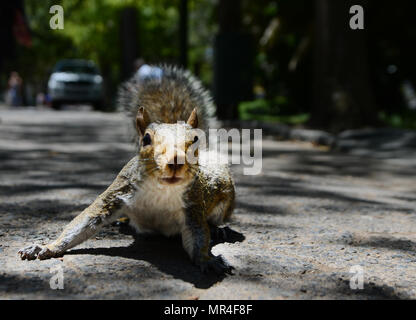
[48,59,104,110]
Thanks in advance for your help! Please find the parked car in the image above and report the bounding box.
[48,59,104,110]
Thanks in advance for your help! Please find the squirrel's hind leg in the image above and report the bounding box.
[209,226,245,245]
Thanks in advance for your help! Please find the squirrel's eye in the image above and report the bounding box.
[142,133,151,146]
[193,136,199,144]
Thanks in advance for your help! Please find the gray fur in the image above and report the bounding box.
[118,65,216,148]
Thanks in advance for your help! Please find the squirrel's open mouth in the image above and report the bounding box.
[160,176,183,184]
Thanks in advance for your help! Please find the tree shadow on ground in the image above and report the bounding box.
[0,273,47,294]
[335,279,409,300]
[346,236,416,253]
[236,200,293,216]
[236,174,414,217]
[296,272,409,299]
[0,273,82,298]
[0,148,133,182]
[261,146,416,179]
[66,225,245,289]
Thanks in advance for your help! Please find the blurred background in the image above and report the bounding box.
[3,1,416,299]
[2,0,416,133]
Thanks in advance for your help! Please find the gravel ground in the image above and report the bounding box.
[1,106,416,300]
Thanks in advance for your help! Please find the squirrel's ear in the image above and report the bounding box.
[187,108,198,128]
[136,107,150,136]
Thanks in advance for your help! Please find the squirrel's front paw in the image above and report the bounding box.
[197,255,234,275]
[18,245,43,260]
[18,245,57,261]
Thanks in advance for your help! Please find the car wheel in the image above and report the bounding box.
[92,101,104,111]
[51,101,61,110]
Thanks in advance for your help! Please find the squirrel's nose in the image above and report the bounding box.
[167,155,184,171]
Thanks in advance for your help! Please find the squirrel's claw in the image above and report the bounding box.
[37,247,58,260]
[18,245,43,260]
[18,245,57,260]
[199,255,235,275]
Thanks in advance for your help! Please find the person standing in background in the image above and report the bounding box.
[134,58,163,83]
[7,72,23,106]
[0,2,31,107]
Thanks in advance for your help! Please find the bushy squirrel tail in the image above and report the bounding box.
[118,65,215,138]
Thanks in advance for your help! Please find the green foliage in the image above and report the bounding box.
[239,99,309,125]
[11,0,220,107]
[14,0,74,88]
[242,0,314,115]
[16,0,310,111]
[379,111,416,130]
[13,0,413,128]
[16,0,184,100]
[188,0,217,85]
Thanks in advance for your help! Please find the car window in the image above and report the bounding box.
[55,64,98,74]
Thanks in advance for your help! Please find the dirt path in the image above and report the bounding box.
[1,107,416,299]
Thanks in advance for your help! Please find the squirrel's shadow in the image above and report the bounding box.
[66,225,245,289]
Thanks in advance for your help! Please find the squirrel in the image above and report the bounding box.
[19,65,239,275]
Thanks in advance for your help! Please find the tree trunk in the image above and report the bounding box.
[311,0,377,132]
[120,7,138,80]
[179,0,188,68]
[214,0,253,120]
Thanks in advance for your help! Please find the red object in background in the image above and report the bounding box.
[13,9,32,48]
